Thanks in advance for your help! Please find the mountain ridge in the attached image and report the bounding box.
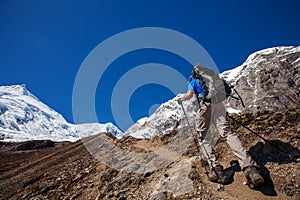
[0,84,123,142]
[221,45,300,113]
[1,46,299,141]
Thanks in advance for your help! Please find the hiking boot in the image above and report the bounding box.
[207,165,230,184]
[243,166,264,189]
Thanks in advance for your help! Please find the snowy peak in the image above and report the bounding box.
[1,84,38,99]
[0,85,123,142]
[245,46,300,63]
[222,46,300,83]
[125,94,198,139]
[221,45,300,113]
[75,122,124,139]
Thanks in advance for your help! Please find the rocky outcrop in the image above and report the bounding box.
[222,46,300,113]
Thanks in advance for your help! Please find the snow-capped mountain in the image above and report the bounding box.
[221,46,300,113]
[125,94,198,139]
[0,85,123,142]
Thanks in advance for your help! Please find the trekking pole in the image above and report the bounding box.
[179,103,212,175]
[224,81,245,108]
[226,113,296,161]
[180,103,202,154]
[180,104,192,133]
[232,88,245,108]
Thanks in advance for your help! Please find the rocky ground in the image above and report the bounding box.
[0,107,299,200]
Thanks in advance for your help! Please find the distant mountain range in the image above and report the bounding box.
[1,46,299,141]
[0,85,123,142]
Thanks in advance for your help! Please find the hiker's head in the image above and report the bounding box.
[192,64,202,79]
[192,64,217,78]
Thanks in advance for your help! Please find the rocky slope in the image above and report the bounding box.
[1,107,299,199]
[221,46,300,113]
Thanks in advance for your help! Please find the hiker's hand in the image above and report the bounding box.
[197,131,204,141]
[205,94,211,102]
[198,94,205,101]
[177,98,183,105]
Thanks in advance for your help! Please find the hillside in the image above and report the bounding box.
[221,46,300,113]
[1,107,299,199]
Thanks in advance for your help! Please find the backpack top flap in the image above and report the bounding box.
[192,64,230,103]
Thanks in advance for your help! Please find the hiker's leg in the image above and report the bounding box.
[215,113,255,169]
[200,137,220,168]
[196,103,220,168]
[195,103,211,139]
[213,104,264,187]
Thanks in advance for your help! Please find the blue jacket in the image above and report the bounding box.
[188,78,205,96]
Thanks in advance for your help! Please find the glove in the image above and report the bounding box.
[177,98,183,105]
[205,94,211,103]
[198,94,205,101]
[197,131,204,141]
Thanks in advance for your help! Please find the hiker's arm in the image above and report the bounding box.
[181,90,194,101]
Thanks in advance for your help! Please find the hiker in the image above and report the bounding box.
[177,64,264,188]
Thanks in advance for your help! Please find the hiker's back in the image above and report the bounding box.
[192,64,232,103]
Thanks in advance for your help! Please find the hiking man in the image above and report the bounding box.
[177,64,264,188]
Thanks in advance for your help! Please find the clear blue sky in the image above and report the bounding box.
[1,0,299,131]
